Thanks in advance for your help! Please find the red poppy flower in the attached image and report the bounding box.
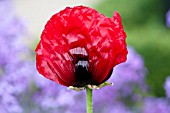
[35,6,127,87]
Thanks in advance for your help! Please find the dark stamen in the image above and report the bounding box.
[74,60,92,87]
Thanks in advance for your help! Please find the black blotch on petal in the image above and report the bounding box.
[100,69,113,84]
[74,61,92,87]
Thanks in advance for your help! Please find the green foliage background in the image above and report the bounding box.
[94,0,170,97]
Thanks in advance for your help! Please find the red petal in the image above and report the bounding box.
[36,55,69,86]
[35,6,127,86]
[87,12,128,84]
[89,59,114,84]
[36,31,76,86]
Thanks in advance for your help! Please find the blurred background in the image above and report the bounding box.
[0,0,170,113]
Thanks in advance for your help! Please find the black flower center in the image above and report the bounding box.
[74,60,92,87]
[70,47,92,87]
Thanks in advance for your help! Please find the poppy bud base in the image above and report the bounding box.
[68,82,113,91]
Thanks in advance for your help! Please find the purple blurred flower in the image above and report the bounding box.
[112,46,146,84]
[0,0,27,69]
[166,9,170,28]
[0,0,34,113]
[0,80,23,113]
[142,97,170,113]
[164,76,170,98]
[103,103,133,113]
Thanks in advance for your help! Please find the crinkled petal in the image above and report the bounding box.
[35,6,127,87]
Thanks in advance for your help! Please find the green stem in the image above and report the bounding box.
[86,87,93,113]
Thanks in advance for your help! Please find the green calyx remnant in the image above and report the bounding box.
[68,82,113,91]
